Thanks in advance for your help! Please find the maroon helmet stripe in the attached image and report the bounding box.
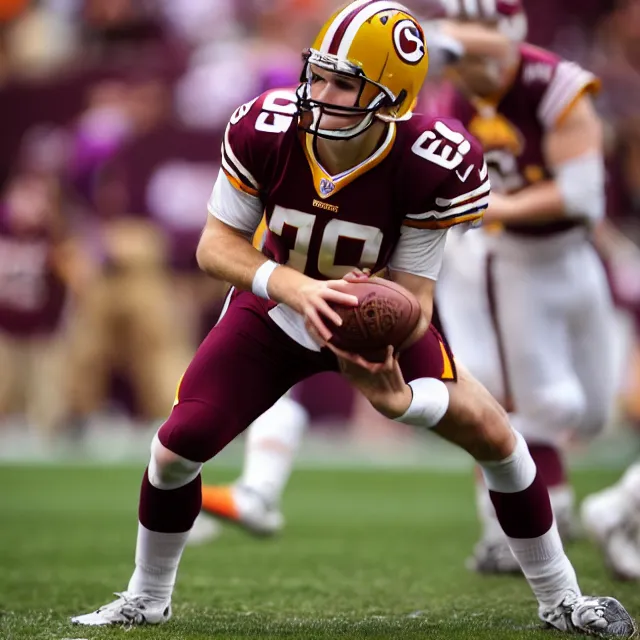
[328,0,378,55]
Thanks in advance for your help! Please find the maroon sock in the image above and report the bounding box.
[138,468,202,533]
[527,443,567,487]
[490,470,553,538]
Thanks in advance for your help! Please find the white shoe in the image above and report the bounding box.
[582,490,640,580]
[602,522,640,581]
[540,592,637,637]
[466,539,521,574]
[186,513,223,546]
[70,592,171,626]
[200,483,284,537]
[582,488,626,544]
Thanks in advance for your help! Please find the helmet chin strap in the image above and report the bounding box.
[310,108,377,140]
[307,90,387,140]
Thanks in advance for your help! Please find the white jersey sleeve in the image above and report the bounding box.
[538,60,599,129]
[389,228,448,280]
[207,169,264,236]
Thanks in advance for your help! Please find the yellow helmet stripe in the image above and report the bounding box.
[336,1,410,59]
[319,0,373,54]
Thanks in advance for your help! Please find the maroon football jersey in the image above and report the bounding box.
[443,44,599,235]
[219,88,489,281]
[0,209,68,336]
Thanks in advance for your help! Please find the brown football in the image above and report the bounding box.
[327,277,422,362]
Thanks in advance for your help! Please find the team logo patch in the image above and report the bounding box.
[392,20,425,66]
[319,178,335,196]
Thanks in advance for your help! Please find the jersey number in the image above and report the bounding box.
[269,206,383,278]
[411,121,471,170]
[230,91,297,134]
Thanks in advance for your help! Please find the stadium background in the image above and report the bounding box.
[1,1,640,638]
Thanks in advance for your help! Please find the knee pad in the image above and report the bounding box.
[513,382,586,445]
[479,429,537,493]
[148,433,202,490]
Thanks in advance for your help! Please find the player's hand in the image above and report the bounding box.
[328,344,412,419]
[342,267,371,282]
[483,192,512,224]
[297,279,359,345]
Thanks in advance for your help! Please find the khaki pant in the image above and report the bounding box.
[67,267,195,420]
[0,330,68,438]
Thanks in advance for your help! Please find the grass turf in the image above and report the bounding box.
[0,464,638,639]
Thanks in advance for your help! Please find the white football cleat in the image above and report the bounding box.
[582,488,627,545]
[601,523,640,581]
[540,592,637,637]
[70,592,171,626]
[186,512,223,546]
[466,539,521,574]
[200,483,284,537]
[582,489,640,580]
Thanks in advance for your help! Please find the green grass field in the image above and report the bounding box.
[0,464,638,639]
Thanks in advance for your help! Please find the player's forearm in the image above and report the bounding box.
[389,269,434,343]
[494,181,569,223]
[440,21,513,59]
[197,225,267,290]
[196,221,313,311]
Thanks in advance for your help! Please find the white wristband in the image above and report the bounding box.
[252,260,278,299]
[394,377,450,429]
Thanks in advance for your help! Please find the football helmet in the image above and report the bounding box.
[296,1,429,140]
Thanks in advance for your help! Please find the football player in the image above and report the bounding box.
[71,2,634,635]
[190,8,520,543]
[429,0,619,573]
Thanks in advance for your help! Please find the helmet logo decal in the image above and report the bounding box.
[392,19,425,65]
[319,178,336,196]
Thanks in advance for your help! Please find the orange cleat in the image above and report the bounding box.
[199,483,284,537]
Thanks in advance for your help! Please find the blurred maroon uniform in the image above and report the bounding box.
[162,88,489,462]
[445,43,598,235]
[0,208,67,336]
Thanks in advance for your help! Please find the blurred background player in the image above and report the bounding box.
[423,0,619,573]
[0,131,76,444]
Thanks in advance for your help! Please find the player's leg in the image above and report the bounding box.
[480,249,585,558]
[568,243,617,439]
[434,366,634,636]
[25,334,69,442]
[124,267,195,420]
[436,229,505,402]
[0,332,23,421]
[71,291,324,626]
[582,460,640,580]
[397,333,635,636]
[197,393,309,537]
[436,231,513,563]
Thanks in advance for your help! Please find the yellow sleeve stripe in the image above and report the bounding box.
[403,211,485,230]
[555,79,601,127]
[223,169,259,197]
